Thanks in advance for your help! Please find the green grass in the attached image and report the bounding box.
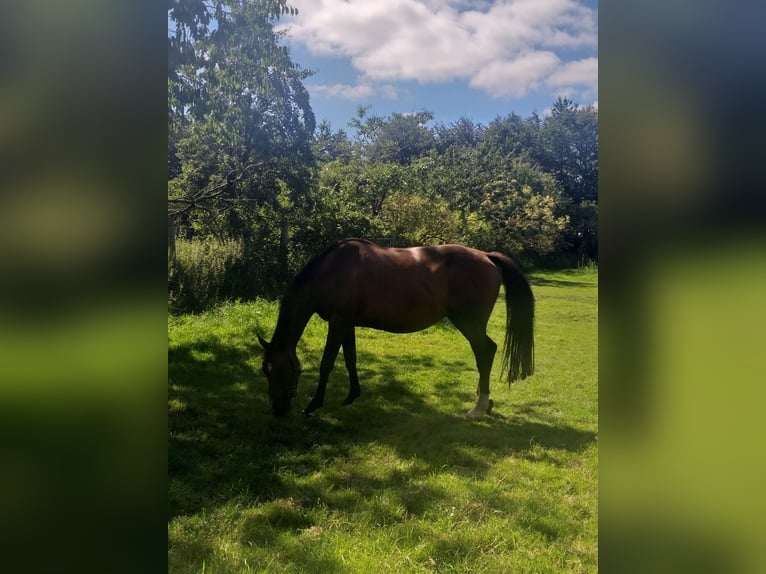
[169,268,598,573]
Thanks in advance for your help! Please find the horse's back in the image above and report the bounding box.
[307,240,501,331]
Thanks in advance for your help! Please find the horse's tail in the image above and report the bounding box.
[487,252,535,384]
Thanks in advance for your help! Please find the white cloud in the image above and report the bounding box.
[309,82,400,101]
[470,50,561,97]
[309,83,375,100]
[545,57,598,88]
[283,0,597,100]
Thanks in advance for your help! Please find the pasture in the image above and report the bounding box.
[168,268,598,573]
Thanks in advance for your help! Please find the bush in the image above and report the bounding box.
[169,236,245,314]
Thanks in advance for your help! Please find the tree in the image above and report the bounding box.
[375,154,473,246]
[317,159,404,220]
[480,178,570,257]
[377,191,463,246]
[470,157,570,258]
[535,98,598,260]
[434,116,483,154]
[349,108,435,165]
[537,97,598,203]
[168,0,297,81]
[481,112,542,160]
[167,0,315,281]
[312,121,353,163]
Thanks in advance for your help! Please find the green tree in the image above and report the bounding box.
[349,107,435,165]
[168,0,296,81]
[469,156,570,257]
[535,98,598,260]
[318,159,405,220]
[537,97,598,203]
[481,112,542,160]
[480,178,570,257]
[168,0,315,283]
[433,116,483,154]
[312,120,354,163]
[377,191,463,246]
[376,154,472,246]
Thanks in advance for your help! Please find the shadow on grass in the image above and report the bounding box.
[169,334,596,570]
[528,276,595,288]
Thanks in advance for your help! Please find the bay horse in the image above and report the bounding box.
[258,238,534,419]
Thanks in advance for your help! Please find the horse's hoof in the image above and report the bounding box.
[342,394,359,406]
[486,399,494,414]
[464,408,482,420]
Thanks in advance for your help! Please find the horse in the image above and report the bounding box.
[258,238,534,419]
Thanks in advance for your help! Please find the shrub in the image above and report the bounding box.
[169,236,245,314]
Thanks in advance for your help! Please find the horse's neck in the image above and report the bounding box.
[272,287,314,349]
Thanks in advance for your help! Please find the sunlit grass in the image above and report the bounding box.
[169,268,598,573]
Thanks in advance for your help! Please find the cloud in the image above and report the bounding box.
[546,57,598,88]
[309,83,375,100]
[470,50,561,97]
[282,0,597,100]
[309,82,399,101]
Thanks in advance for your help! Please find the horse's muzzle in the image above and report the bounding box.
[270,396,292,417]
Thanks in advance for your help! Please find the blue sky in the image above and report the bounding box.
[279,0,598,131]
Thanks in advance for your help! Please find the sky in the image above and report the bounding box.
[278,0,598,131]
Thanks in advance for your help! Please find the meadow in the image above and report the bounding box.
[168,268,598,573]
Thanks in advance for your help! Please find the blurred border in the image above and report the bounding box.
[2,1,765,572]
[601,0,766,571]
[0,2,167,572]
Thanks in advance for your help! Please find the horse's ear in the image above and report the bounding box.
[257,335,270,350]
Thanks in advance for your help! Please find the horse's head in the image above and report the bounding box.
[258,335,303,416]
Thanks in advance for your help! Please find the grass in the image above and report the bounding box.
[169,267,598,573]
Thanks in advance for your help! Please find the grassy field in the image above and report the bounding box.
[168,268,598,573]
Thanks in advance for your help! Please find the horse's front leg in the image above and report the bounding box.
[341,327,360,406]
[302,321,345,416]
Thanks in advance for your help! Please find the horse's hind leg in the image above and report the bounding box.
[341,327,361,406]
[468,334,497,418]
[450,314,497,419]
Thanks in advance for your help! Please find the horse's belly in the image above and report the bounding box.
[356,316,442,333]
[355,292,447,333]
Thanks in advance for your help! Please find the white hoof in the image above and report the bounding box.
[464,406,485,420]
[464,394,491,420]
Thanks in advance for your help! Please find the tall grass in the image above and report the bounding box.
[169,237,245,314]
[169,268,598,573]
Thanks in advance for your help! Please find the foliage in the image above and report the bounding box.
[350,106,436,164]
[169,236,245,313]
[476,158,570,256]
[537,98,599,204]
[481,112,543,160]
[168,268,599,572]
[167,5,598,311]
[481,179,570,257]
[377,190,462,246]
[168,0,315,267]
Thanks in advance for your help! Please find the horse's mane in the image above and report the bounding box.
[273,239,373,339]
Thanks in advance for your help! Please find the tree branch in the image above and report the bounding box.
[168,162,261,217]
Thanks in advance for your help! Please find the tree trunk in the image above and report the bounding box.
[168,214,177,267]
[279,218,289,280]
